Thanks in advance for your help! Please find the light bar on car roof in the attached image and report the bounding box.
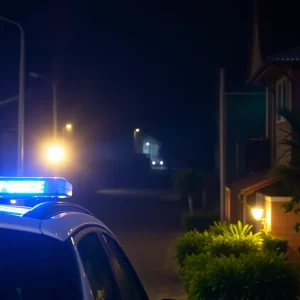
[0,177,72,198]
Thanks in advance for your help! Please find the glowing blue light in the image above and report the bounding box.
[0,204,30,215]
[0,177,72,198]
[0,180,45,194]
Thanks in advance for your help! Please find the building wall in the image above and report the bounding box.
[225,188,243,223]
[266,87,276,168]
[266,71,295,166]
[275,121,290,164]
[265,196,300,259]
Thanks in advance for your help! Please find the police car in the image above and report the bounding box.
[0,177,149,300]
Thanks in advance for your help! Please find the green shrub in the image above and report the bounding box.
[183,252,300,300]
[208,221,229,235]
[262,232,288,255]
[208,235,262,258]
[208,221,261,238]
[182,212,219,232]
[175,230,210,268]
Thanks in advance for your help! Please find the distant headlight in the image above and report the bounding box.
[152,161,156,165]
[160,161,163,165]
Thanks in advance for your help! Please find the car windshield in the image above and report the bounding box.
[0,228,81,300]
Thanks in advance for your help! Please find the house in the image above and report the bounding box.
[215,87,266,184]
[134,129,163,167]
[225,0,300,254]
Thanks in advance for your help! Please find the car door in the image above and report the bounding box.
[101,233,149,300]
[73,227,122,300]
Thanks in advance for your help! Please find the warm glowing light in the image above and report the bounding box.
[65,123,72,130]
[252,208,264,220]
[47,145,64,163]
[135,128,140,132]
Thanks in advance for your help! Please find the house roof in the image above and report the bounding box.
[257,1,300,60]
[248,1,300,83]
[227,171,280,195]
[267,46,300,62]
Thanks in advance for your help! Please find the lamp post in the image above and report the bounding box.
[63,123,72,137]
[0,16,25,176]
[134,128,140,152]
[29,72,57,141]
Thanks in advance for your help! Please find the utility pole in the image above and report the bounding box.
[219,68,225,222]
[0,16,25,176]
[52,82,57,141]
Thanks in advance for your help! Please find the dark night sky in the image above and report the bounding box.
[0,0,252,167]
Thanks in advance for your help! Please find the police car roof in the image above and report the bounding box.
[0,177,112,241]
[0,204,112,241]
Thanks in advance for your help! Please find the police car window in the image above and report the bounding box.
[77,232,121,300]
[0,228,80,300]
[102,234,148,300]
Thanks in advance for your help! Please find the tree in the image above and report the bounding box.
[272,108,300,231]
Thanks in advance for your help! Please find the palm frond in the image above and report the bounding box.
[275,148,292,163]
[278,127,292,137]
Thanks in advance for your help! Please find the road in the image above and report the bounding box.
[82,189,186,300]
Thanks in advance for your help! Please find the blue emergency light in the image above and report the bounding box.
[0,177,72,198]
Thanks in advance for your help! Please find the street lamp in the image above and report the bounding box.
[62,123,73,139]
[29,72,57,141]
[0,16,25,176]
[133,128,140,152]
[65,123,72,130]
[47,145,64,163]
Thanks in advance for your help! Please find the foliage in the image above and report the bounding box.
[209,221,262,240]
[208,235,262,258]
[172,168,202,195]
[208,221,229,235]
[261,231,288,255]
[271,108,300,231]
[175,230,210,268]
[176,221,263,268]
[176,221,293,299]
[206,221,263,257]
[183,252,300,300]
[182,212,219,232]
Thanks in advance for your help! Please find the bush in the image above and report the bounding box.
[182,212,219,232]
[175,230,210,268]
[208,221,229,235]
[208,235,262,258]
[262,232,288,255]
[183,252,300,300]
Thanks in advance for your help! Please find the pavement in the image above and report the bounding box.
[83,188,186,300]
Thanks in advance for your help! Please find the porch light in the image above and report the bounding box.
[252,208,264,221]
